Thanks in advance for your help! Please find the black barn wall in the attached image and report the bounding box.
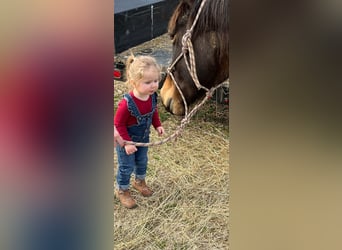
[114,0,178,53]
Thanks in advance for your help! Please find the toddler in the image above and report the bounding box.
[114,55,164,208]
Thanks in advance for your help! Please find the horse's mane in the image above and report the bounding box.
[169,0,229,61]
[191,0,229,34]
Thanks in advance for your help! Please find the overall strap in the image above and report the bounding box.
[123,93,141,118]
[151,93,157,113]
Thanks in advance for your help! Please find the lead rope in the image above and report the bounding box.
[181,0,209,92]
[122,0,228,147]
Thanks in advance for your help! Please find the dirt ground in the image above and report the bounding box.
[114,34,229,249]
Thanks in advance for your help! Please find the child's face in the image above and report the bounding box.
[134,67,159,97]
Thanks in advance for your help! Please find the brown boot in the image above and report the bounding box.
[132,179,153,197]
[115,189,137,209]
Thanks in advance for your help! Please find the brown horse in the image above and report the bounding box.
[160,0,229,115]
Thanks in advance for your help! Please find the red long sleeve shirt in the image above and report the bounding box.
[114,91,162,141]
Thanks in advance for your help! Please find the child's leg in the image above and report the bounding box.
[116,146,135,190]
[133,146,148,180]
[133,147,153,197]
[115,146,137,208]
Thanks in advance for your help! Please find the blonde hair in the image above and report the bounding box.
[125,54,161,90]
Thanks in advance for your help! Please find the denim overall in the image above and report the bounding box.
[116,93,157,190]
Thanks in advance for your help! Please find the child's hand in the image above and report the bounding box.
[124,144,137,155]
[156,126,165,136]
